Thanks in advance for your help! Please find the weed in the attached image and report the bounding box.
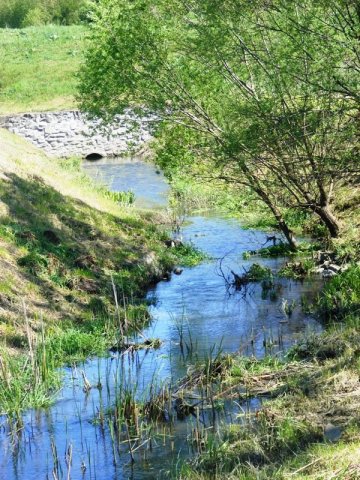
[173,242,209,267]
[278,259,315,279]
[246,264,272,281]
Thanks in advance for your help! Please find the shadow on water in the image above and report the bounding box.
[0,158,323,479]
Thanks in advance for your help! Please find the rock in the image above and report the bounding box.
[143,252,157,266]
[322,269,336,278]
[324,423,342,442]
[173,267,183,275]
[165,239,176,248]
[173,239,183,247]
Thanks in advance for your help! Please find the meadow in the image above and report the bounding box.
[0,25,85,114]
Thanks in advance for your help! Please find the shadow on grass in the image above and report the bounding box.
[0,173,168,326]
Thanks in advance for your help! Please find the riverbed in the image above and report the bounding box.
[0,157,323,480]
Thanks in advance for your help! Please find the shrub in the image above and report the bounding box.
[0,0,90,28]
[22,5,50,27]
[0,0,35,28]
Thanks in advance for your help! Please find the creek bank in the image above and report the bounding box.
[179,266,360,479]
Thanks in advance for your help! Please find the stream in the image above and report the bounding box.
[0,157,323,480]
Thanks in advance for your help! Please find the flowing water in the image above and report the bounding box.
[0,158,323,480]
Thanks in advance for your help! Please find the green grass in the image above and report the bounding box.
[317,266,360,322]
[0,25,85,114]
[0,347,61,418]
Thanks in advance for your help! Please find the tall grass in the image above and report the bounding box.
[0,338,60,420]
[318,265,360,321]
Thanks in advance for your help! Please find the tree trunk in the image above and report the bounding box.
[277,218,298,250]
[314,205,341,238]
[254,188,298,250]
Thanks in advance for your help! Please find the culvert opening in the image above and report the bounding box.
[85,152,104,161]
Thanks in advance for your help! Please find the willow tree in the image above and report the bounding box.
[79,0,359,247]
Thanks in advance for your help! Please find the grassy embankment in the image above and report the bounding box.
[0,24,85,114]
[0,25,205,418]
[171,181,360,478]
[0,128,201,417]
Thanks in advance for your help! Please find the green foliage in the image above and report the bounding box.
[59,157,135,205]
[0,0,90,28]
[247,263,272,281]
[103,189,135,206]
[79,0,358,244]
[288,330,353,361]
[173,242,209,267]
[230,356,284,378]
[0,347,60,418]
[45,329,107,364]
[244,242,319,259]
[17,251,48,275]
[278,259,315,279]
[188,413,320,475]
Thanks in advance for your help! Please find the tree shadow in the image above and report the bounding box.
[0,173,158,326]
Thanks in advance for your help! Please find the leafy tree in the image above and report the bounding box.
[79,0,359,247]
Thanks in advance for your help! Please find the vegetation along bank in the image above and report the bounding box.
[0,127,198,417]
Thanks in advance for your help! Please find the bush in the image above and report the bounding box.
[51,0,90,26]
[22,6,50,27]
[0,0,34,28]
[0,0,90,28]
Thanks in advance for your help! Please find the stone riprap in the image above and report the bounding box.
[0,110,155,158]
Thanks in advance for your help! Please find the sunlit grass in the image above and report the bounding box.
[0,25,85,114]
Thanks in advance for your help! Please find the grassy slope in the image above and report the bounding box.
[0,127,178,369]
[0,25,85,114]
[0,128,194,414]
